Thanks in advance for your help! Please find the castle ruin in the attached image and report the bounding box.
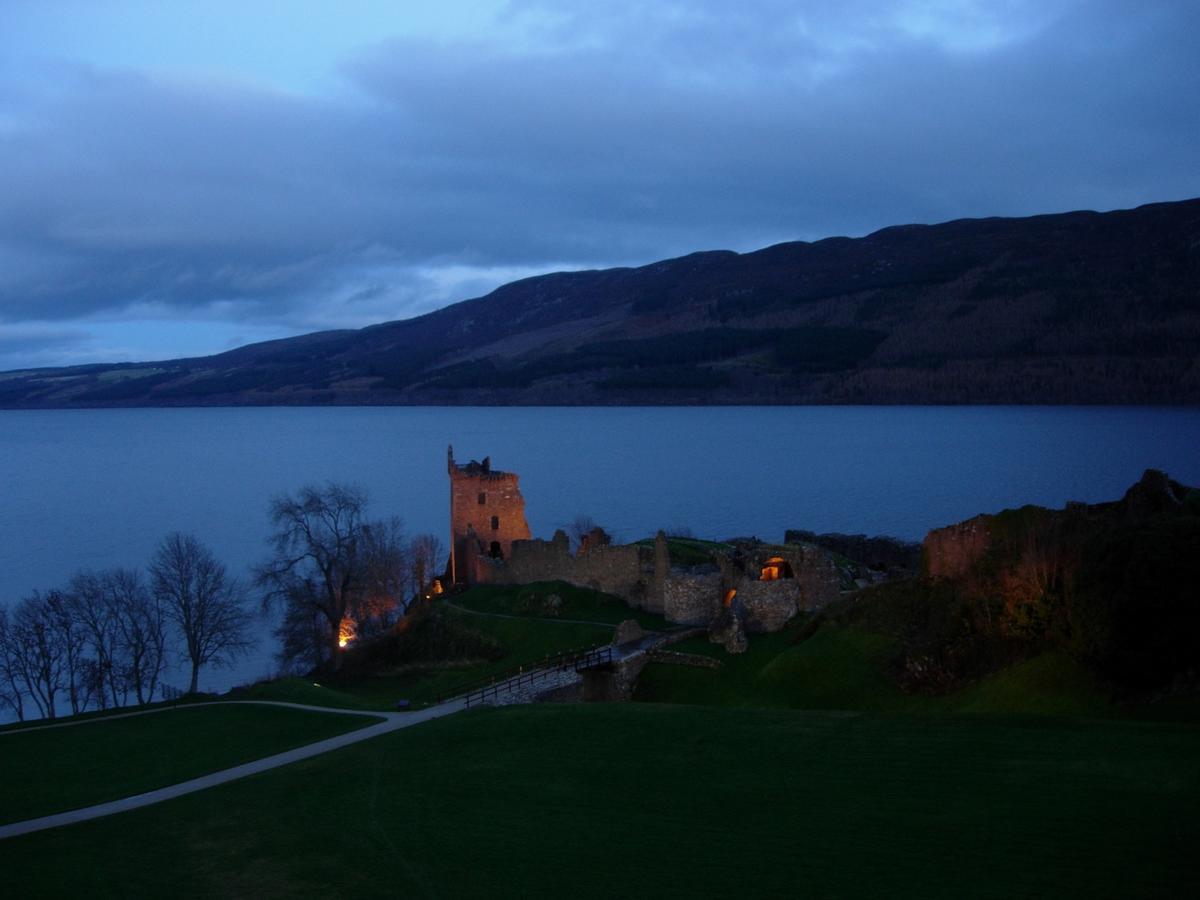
[445,447,842,639]
[447,446,532,585]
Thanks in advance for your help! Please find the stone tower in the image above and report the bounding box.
[447,445,532,584]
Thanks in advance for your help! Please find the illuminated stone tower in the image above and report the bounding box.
[447,445,532,584]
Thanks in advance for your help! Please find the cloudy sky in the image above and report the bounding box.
[1,0,1197,370]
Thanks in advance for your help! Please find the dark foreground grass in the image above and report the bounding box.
[0,693,220,733]
[1,703,1196,898]
[0,704,380,826]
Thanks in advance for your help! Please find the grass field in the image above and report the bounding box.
[1,702,1196,898]
[0,704,380,826]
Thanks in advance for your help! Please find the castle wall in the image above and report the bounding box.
[472,530,651,601]
[923,516,991,581]
[663,572,723,625]
[735,580,800,633]
[783,543,842,611]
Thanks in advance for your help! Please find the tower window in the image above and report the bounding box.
[478,492,486,505]
[491,515,500,530]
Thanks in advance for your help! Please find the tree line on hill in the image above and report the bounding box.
[0,484,443,722]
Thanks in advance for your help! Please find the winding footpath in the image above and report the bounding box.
[0,698,466,841]
[0,608,643,841]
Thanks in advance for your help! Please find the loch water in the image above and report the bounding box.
[2,405,1198,696]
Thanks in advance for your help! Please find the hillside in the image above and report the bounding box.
[3,197,1199,407]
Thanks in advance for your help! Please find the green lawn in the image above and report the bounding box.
[1,703,1196,898]
[0,704,381,826]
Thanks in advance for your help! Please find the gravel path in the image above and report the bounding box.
[0,699,465,841]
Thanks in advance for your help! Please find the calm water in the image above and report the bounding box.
[2,405,1198,697]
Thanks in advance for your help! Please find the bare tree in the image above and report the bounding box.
[409,533,445,598]
[108,568,169,705]
[9,593,67,719]
[0,607,26,722]
[46,589,90,716]
[257,484,409,671]
[150,532,254,694]
[359,517,410,633]
[66,572,123,708]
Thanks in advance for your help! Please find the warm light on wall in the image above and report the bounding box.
[760,556,793,581]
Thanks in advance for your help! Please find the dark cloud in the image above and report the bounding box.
[0,1,1197,367]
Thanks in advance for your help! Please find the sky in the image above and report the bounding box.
[1,0,1197,371]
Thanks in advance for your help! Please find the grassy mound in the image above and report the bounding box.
[453,580,663,629]
[633,534,731,566]
[636,623,915,711]
[1,703,1196,897]
[225,678,390,711]
[267,587,625,710]
[635,613,1185,720]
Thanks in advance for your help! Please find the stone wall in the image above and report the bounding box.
[474,529,651,601]
[735,580,800,633]
[785,543,842,610]
[923,515,992,581]
[663,572,722,625]
[580,654,651,702]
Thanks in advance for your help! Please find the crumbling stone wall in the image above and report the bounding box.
[629,530,669,614]
[785,543,842,610]
[581,654,651,702]
[472,529,652,601]
[735,580,800,633]
[663,572,722,625]
[923,515,992,581]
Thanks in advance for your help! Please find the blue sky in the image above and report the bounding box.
[1,0,1197,370]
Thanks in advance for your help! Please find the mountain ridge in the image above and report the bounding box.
[3,197,1198,407]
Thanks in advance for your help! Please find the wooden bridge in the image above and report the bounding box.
[443,644,614,708]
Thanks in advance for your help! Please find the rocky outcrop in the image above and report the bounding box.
[923,515,992,581]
